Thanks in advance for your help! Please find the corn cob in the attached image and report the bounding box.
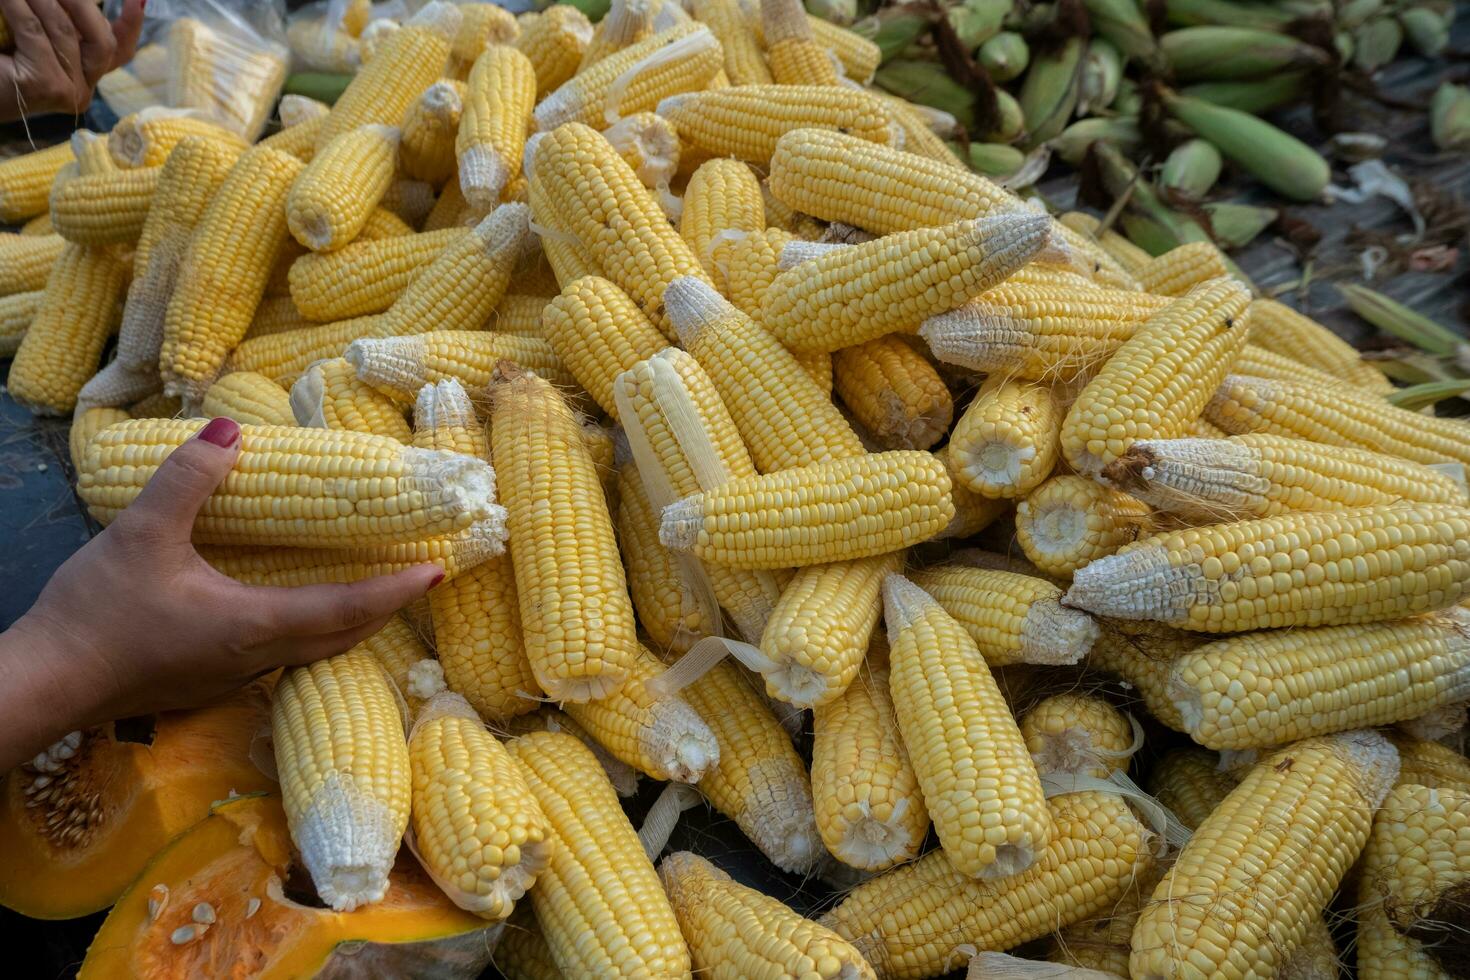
[935,449,1011,541]
[948,378,1059,499]
[1015,475,1151,580]
[883,574,1051,879]
[532,23,723,132]
[199,371,294,425]
[487,295,547,337]
[287,125,400,252]
[601,112,681,191]
[127,391,183,419]
[618,464,718,652]
[722,227,794,317]
[0,142,75,222]
[515,4,594,98]
[291,357,413,442]
[1020,693,1133,781]
[541,276,667,420]
[1388,731,1470,793]
[1102,433,1467,523]
[448,1,519,76]
[19,212,51,235]
[690,0,770,85]
[0,233,66,295]
[0,289,40,356]
[809,16,879,83]
[761,0,841,86]
[1248,297,1394,394]
[1061,278,1252,476]
[271,651,411,911]
[290,228,470,322]
[490,368,639,701]
[508,731,691,978]
[1136,240,1233,297]
[492,904,561,980]
[1058,211,1152,276]
[577,0,658,68]
[316,2,460,147]
[911,564,1097,668]
[832,336,953,451]
[679,159,765,286]
[259,115,324,162]
[1132,730,1399,979]
[760,214,1048,354]
[398,81,464,187]
[69,406,131,474]
[656,85,894,165]
[78,418,501,546]
[107,108,247,168]
[457,45,536,208]
[344,329,571,404]
[822,790,1151,980]
[1230,341,1366,392]
[48,166,160,246]
[1085,619,1205,732]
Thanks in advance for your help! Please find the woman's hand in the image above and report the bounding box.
[0,0,146,122]
[0,416,441,769]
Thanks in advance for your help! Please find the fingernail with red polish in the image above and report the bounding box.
[428,572,445,589]
[198,416,239,448]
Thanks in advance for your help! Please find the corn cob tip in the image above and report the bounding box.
[1328,729,1400,808]
[1019,598,1100,666]
[776,240,846,271]
[472,201,531,256]
[1098,443,1170,494]
[405,658,446,702]
[918,301,1012,372]
[406,0,464,40]
[293,770,402,912]
[653,93,691,117]
[968,211,1053,267]
[651,699,722,783]
[663,275,729,349]
[657,496,702,552]
[411,689,480,730]
[459,146,513,210]
[343,335,423,393]
[745,782,823,874]
[422,81,464,114]
[880,572,937,643]
[399,444,505,531]
[413,378,480,434]
[1062,548,1189,623]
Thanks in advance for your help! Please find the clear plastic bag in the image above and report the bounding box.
[287,0,422,71]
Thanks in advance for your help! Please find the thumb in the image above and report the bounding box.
[126,417,241,540]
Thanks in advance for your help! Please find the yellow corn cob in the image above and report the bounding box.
[199,370,294,424]
[601,112,681,193]
[1102,432,1467,523]
[1388,732,1470,793]
[875,93,963,171]
[271,651,411,911]
[19,212,52,235]
[430,553,542,722]
[316,2,460,147]
[530,123,710,337]
[1058,211,1152,276]
[259,114,324,162]
[935,447,1010,540]
[49,166,160,246]
[127,391,182,419]
[107,108,247,168]
[761,214,1049,354]
[911,564,1098,668]
[1232,342,1359,392]
[408,691,551,919]
[0,288,39,356]
[1068,503,1470,632]
[1170,609,1470,750]
[822,790,1152,980]
[1085,619,1204,732]
[812,660,929,870]
[618,464,717,652]
[667,276,864,471]
[539,226,601,288]
[948,378,1059,498]
[1061,278,1252,476]
[0,233,67,295]
[0,142,75,222]
[722,227,794,316]
[492,904,561,980]
[1015,475,1151,580]
[1147,747,1236,828]
[579,0,659,68]
[1131,730,1399,980]
[508,731,691,978]
[882,574,1051,879]
[1248,297,1395,394]
[679,159,765,286]
[809,16,880,83]
[831,336,953,451]
[287,125,400,252]
[158,145,304,401]
[7,244,128,416]
[532,24,722,132]
[485,294,546,337]
[412,377,484,457]
[660,450,954,570]
[344,329,571,404]
[660,851,876,979]
[457,45,536,208]
[78,418,501,546]
[399,81,464,187]
[690,0,770,84]
[291,357,413,442]
[656,85,894,165]
[1206,373,1470,469]
[242,297,314,340]
[490,369,639,701]
[761,0,840,85]
[68,406,131,474]
[1136,240,1233,297]
[448,1,519,76]
[290,228,470,322]
[515,4,594,98]
[541,276,667,419]
[1019,693,1133,780]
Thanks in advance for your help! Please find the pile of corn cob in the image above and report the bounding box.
[5,0,1470,976]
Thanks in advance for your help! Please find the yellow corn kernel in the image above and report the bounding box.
[1136,240,1232,297]
[486,294,547,337]
[399,81,464,187]
[1086,619,1204,732]
[448,1,519,76]
[618,464,717,653]
[1020,693,1133,779]
[949,377,1059,498]
[935,446,1010,540]
[912,564,1097,667]
[541,276,667,419]
[199,371,294,425]
[809,16,880,83]
[430,551,542,723]
[0,142,75,222]
[1015,475,1151,580]
[68,406,131,474]
[344,329,571,404]
[0,288,40,356]
[679,158,765,286]
[832,336,953,451]
[287,125,400,252]
[0,233,67,296]
[1233,341,1360,391]
[49,166,161,246]
[1248,297,1394,394]
[690,0,770,85]
[722,227,794,316]
[656,85,894,165]
[762,0,840,86]
[1388,731,1470,793]
[107,107,247,168]
[515,4,594,98]
[290,228,470,322]
[290,357,413,442]
[457,45,536,208]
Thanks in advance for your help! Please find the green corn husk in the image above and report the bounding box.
[1202,201,1278,248]
[1372,350,1460,386]
[1352,15,1403,71]
[874,60,979,131]
[1160,138,1223,200]
[1083,0,1161,62]
[806,0,857,26]
[863,9,931,63]
[1334,29,1355,63]
[947,0,1011,51]
[1110,77,1142,115]
[1338,0,1384,30]
[1180,73,1310,113]
[1338,283,1469,360]
[561,0,613,20]
[1079,39,1123,114]
[1162,0,1295,31]
[1400,7,1451,56]
[960,142,1027,177]
[1092,142,1213,247]
[1162,91,1330,201]
[985,89,1026,143]
[1120,212,1185,256]
[1017,37,1083,147]
[1050,116,1142,165]
[1160,26,1331,80]
[1386,380,1470,412]
[283,73,352,104]
[1430,82,1470,152]
[978,31,1030,82]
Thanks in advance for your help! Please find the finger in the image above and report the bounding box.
[26,0,87,110]
[260,615,400,669]
[249,565,443,638]
[0,0,50,50]
[56,0,114,86]
[107,0,144,70]
[124,417,241,541]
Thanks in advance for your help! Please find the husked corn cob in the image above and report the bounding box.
[935,447,1010,540]
[19,212,51,235]
[290,228,470,321]
[430,551,542,722]
[78,418,501,546]
[1248,297,1394,395]
[911,565,1097,667]
[399,81,464,187]
[618,464,717,652]
[1206,373,1470,469]
[271,651,411,911]
[1389,731,1470,793]
[660,450,954,570]
[291,357,413,442]
[722,227,794,317]
[822,790,1152,980]
[1148,748,1236,829]
[532,24,723,132]
[158,145,304,401]
[316,2,460,147]
[760,214,1048,354]
[1131,731,1400,980]
[260,115,324,161]
[668,276,864,471]
[0,142,74,222]
[8,244,128,416]
[408,691,551,919]
[1015,475,1151,580]
[0,289,40,356]
[345,329,571,403]
[1058,211,1152,275]
[1170,610,1470,749]
[515,4,594,98]
[1020,693,1133,779]
[602,112,681,192]
[579,0,659,68]
[542,276,667,419]
[690,0,770,85]
[531,124,710,337]
[49,166,160,246]
[656,85,894,165]
[948,378,1059,498]
[680,159,765,285]
[492,905,561,980]
[199,371,294,425]
[812,661,929,870]
[1045,870,1162,976]
[660,851,877,979]
[1086,620,1204,732]
[288,125,400,252]
[539,225,601,288]
[1102,433,1467,523]
[490,369,639,701]
[69,407,131,474]
[458,45,536,208]
[832,336,953,451]
[1233,342,1358,391]
[507,731,691,978]
[448,1,519,76]
[761,0,840,86]
[1067,504,1470,632]
[1136,240,1232,296]
[107,108,247,168]
[488,295,547,337]
[1061,278,1252,475]
[0,233,66,296]
[809,16,880,84]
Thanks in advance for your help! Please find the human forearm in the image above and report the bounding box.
[0,613,103,771]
